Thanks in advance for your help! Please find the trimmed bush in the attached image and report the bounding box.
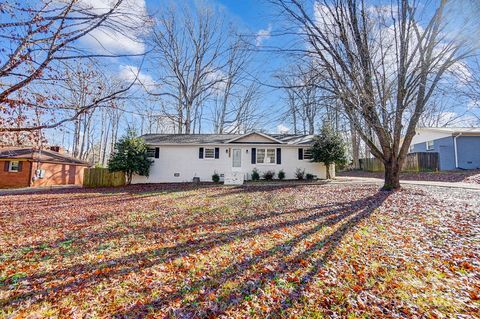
[295,168,305,180]
[212,172,220,183]
[262,170,275,180]
[251,168,260,181]
[306,173,315,180]
[277,169,285,180]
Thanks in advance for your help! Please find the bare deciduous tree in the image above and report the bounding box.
[272,0,476,189]
[149,5,228,134]
[0,0,148,134]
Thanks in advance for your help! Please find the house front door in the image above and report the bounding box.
[232,149,241,170]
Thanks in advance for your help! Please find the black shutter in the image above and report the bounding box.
[4,161,9,172]
[214,147,220,159]
[18,161,23,172]
[155,147,160,159]
[199,147,204,159]
[276,148,281,164]
[251,148,256,164]
[298,148,304,160]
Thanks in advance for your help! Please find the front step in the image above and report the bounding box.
[224,172,244,185]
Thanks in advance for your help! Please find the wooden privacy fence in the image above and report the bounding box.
[83,168,126,187]
[359,152,439,172]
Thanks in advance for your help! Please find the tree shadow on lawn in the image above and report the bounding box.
[1,189,391,317]
[0,183,212,207]
[209,183,318,199]
[109,190,391,318]
[1,198,363,305]
[5,184,334,254]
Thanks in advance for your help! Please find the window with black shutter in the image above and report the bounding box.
[199,147,204,159]
[298,148,304,160]
[276,148,281,164]
[251,148,256,164]
[155,147,160,158]
[146,148,156,158]
[7,160,20,172]
[214,147,219,159]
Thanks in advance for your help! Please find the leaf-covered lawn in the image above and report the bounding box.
[0,183,479,318]
[338,170,480,184]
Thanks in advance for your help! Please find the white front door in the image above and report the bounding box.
[232,149,241,170]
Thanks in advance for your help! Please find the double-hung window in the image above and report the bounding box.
[303,149,313,160]
[146,148,156,158]
[426,140,434,151]
[9,161,19,172]
[257,148,276,164]
[204,148,215,159]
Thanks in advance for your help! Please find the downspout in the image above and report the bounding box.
[453,133,462,169]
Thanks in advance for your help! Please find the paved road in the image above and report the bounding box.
[333,176,480,191]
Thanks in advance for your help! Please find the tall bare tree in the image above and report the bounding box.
[149,5,227,134]
[272,0,477,189]
[0,0,148,134]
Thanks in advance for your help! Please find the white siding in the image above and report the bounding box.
[132,145,332,183]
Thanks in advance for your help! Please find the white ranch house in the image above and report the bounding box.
[132,132,333,184]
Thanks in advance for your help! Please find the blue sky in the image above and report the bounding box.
[13,0,479,147]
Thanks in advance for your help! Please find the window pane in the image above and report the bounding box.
[205,148,215,158]
[304,149,312,160]
[266,149,276,163]
[146,148,156,158]
[257,149,265,163]
[426,141,434,150]
[10,161,19,171]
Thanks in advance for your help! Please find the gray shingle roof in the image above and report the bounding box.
[0,147,88,165]
[141,133,315,145]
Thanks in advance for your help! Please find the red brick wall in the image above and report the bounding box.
[30,162,85,187]
[0,160,32,188]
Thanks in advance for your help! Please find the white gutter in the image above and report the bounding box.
[453,133,462,168]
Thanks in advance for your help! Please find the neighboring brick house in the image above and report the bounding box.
[0,147,88,189]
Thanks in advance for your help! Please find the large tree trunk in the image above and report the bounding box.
[383,158,401,190]
[351,127,360,169]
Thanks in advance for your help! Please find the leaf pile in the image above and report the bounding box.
[0,183,479,318]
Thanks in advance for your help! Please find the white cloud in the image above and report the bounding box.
[255,25,272,46]
[277,124,290,134]
[206,68,227,92]
[118,64,155,87]
[437,111,478,127]
[77,0,150,55]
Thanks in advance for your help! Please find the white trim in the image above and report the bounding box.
[256,148,277,165]
[302,148,313,160]
[425,140,434,151]
[454,133,462,168]
[8,160,20,172]
[226,132,284,144]
[204,147,215,159]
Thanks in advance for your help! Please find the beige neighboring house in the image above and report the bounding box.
[132,132,333,184]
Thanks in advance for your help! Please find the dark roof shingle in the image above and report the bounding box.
[141,133,315,145]
[0,147,88,165]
